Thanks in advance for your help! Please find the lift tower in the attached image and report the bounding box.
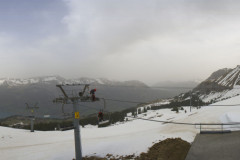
[53,84,99,160]
[26,103,39,132]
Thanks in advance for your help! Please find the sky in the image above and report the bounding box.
[0,0,240,85]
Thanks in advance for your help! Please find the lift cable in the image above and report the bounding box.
[208,104,240,106]
[128,116,240,126]
[79,104,100,112]
[99,97,240,107]
[99,97,150,104]
[89,83,194,89]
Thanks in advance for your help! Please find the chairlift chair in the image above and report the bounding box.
[98,98,111,128]
[98,112,111,126]
[57,103,75,131]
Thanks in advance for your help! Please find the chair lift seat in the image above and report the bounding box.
[99,120,109,125]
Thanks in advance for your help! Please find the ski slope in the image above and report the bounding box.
[200,88,240,103]
[1,95,240,160]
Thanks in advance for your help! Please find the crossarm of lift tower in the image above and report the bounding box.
[54,84,98,104]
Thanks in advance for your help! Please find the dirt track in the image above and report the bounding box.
[82,138,191,160]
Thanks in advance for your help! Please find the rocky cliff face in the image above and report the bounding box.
[194,65,240,94]
[178,65,240,104]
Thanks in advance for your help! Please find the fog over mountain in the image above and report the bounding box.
[153,81,199,89]
[0,76,190,119]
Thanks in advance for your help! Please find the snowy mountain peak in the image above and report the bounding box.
[0,76,64,87]
[189,65,240,103]
[214,65,240,88]
[195,65,240,93]
[0,76,148,87]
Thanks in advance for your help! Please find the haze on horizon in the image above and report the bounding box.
[0,0,239,85]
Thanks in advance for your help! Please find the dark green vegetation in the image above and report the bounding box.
[194,81,231,93]
[0,107,138,131]
[151,94,206,110]
[0,95,206,131]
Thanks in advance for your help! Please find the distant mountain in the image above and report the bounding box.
[0,76,148,87]
[0,76,182,119]
[194,65,240,93]
[177,65,240,104]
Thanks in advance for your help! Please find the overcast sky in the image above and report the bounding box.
[0,0,240,85]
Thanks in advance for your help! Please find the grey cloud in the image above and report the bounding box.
[0,0,240,84]
[62,0,240,57]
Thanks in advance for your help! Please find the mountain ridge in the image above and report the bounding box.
[193,65,240,94]
[0,76,183,119]
[182,65,240,104]
[0,76,149,88]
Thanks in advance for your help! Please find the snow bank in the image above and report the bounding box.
[220,112,240,123]
[220,112,240,131]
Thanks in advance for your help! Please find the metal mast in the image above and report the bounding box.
[26,103,39,132]
[53,84,98,160]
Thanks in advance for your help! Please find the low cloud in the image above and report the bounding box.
[0,0,240,84]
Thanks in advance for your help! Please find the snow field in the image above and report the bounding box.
[0,95,240,160]
[201,88,240,103]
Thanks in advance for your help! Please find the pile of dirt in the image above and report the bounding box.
[136,138,191,160]
[82,138,191,160]
[82,157,106,160]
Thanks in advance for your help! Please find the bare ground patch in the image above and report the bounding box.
[81,138,191,160]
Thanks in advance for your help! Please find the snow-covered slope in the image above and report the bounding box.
[1,94,240,160]
[200,88,240,103]
[189,65,240,103]
[216,65,240,88]
[205,65,240,88]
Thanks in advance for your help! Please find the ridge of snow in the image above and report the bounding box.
[217,66,240,87]
[29,78,39,84]
[95,78,104,84]
[0,77,106,86]
[43,77,58,82]
[0,79,6,85]
[0,76,61,86]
